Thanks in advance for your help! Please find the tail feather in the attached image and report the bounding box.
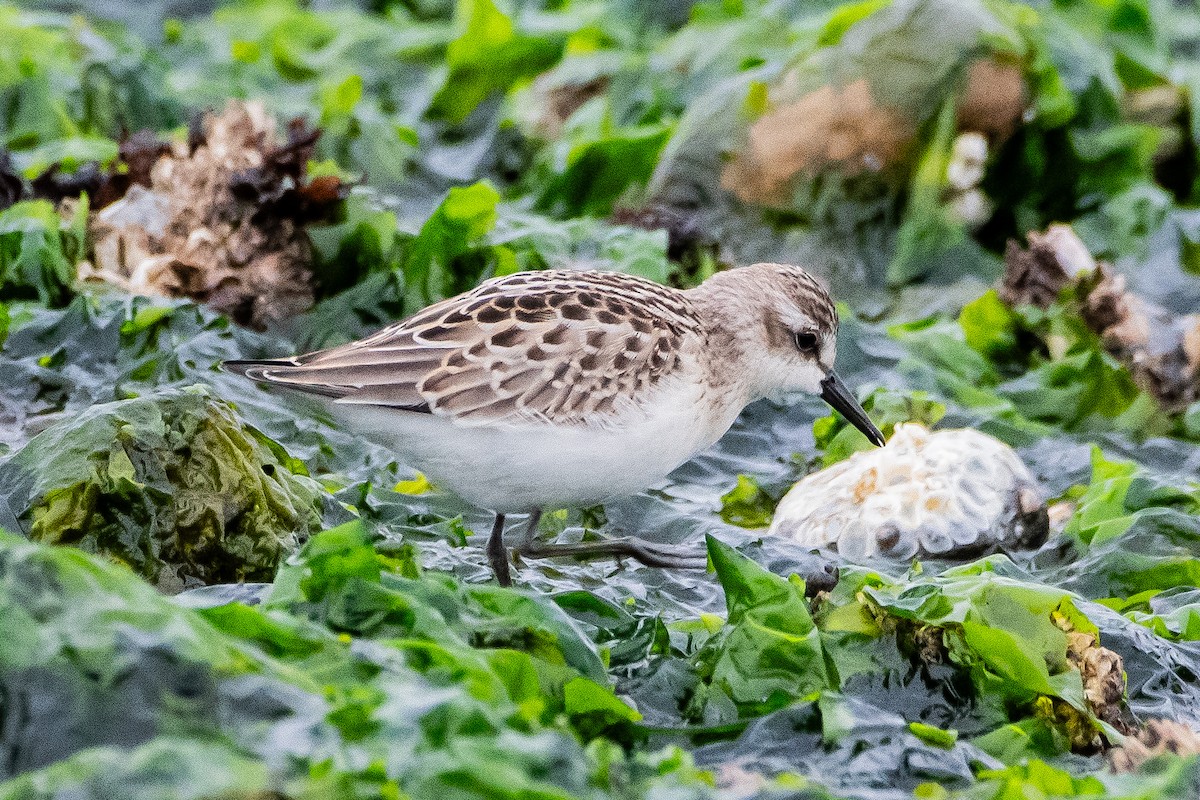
[221,358,300,382]
[222,358,348,398]
[222,358,433,411]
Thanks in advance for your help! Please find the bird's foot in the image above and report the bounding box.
[516,535,708,571]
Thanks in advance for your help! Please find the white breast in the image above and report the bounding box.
[327,377,741,512]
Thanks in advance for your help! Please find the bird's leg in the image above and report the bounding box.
[519,508,543,549]
[486,513,511,587]
[516,509,707,571]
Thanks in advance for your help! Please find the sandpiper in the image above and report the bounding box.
[225,263,884,585]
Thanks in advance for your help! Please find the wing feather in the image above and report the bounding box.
[224,270,700,427]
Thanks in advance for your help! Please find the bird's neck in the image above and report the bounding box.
[685,280,763,408]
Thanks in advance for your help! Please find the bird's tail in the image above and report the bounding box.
[222,358,354,400]
[221,358,300,382]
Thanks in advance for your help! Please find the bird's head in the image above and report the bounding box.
[696,262,885,447]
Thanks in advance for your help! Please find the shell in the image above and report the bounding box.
[768,424,1048,560]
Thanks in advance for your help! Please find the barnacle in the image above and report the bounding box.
[768,423,1048,560]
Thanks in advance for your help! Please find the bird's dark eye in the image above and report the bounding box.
[794,330,819,352]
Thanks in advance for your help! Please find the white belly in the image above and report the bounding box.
[326,383,739,512]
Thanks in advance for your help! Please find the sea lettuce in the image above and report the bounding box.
[1046,448,1200,602]
[536,119,674,218]
[940,756,1200,799]
[889,288,1165,437]
[0,385,323,591]
[427,0,567,124]
[0,199,87,305]
[403,181,503,307]
[718,475,777,529]
[1,1,1200,798]
[670,536,1148,786]
[297,188,673,347]
[686,537,833,722]
[0,525,708,798]
[0,739,275,800]
[812,386,946,465]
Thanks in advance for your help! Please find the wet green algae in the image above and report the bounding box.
[0,385,322,591]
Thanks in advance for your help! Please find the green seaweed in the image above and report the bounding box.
[0,386,323,591]
[0,1,1198,798]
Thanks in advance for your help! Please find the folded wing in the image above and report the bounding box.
[224,270,699,427]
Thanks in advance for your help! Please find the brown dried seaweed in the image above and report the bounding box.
[1002,224,1200,412]
[722,58,1027,208]
[31,129,170,209]
[118,130,173,190]
[956,58,1027,144]
[1000,226,1078,308]
[83,101,346,329]
[1066,630,1130,736]
[1109,719,1200,772]
[1037,615,1134,752]
[0,151,24,211]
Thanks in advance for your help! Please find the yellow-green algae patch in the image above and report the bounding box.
[0,385,322,592]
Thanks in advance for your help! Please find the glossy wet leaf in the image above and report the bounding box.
[0,385,324,591]
[0,199,86,305]
[812,387,946,465]
[428,0,565,124]
[718,475,776,529]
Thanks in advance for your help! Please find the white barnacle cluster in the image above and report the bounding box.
[769,423,1048,561]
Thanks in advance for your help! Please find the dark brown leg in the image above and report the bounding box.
[515,509,706,570]
[486,513,511,587]
[518,509,543,549]
[519,538,708,569]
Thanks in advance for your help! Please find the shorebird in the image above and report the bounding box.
[225,263,884,586]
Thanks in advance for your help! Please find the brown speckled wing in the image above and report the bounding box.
[235,270,700,427]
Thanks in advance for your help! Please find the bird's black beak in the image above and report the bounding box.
[820,371,886,447]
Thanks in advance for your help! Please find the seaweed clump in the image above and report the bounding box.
[1110,719,1200,773]
[0,385,322,592]
[721,79,916,207]
[1002,224,1200,412]
[82,101,346,329]
[720,58,1026,209]
[1034,615,1135,752]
